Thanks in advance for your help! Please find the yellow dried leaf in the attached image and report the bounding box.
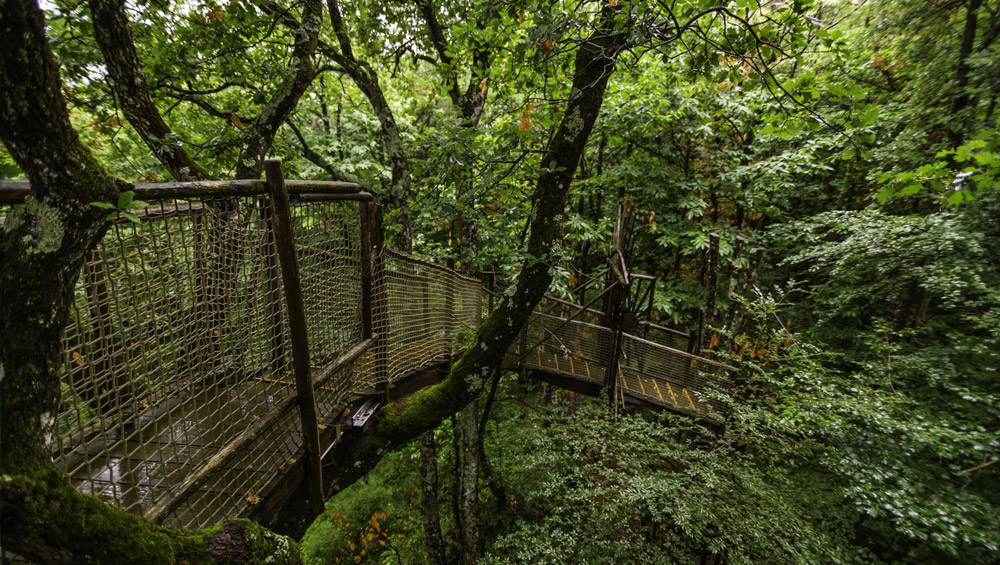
[72,351,84,366]
[541,38,553,52]
[246,489,261,504]
[479,78,488,98]
[205,6,224,22]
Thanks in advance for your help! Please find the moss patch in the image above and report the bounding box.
[0,470,301,564]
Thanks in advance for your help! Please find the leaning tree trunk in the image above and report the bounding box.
[0,1,299,562]
[324,3,627,494]
[418,430,446,564]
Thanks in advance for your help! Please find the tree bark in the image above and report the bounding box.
[459,401,481,562]
[323,2,627,496]
[948,0,982,148]
[0,1,299,561]
[418,430,446,564]
[698,232,721,354]
[88,0,212,181]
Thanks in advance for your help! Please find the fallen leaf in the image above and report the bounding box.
[246,489,261,505]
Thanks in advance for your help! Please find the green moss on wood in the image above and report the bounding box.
[0,469,301,564]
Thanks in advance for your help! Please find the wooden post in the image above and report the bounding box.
[698,232,720,355]
[359,203,373,340]
[368,203,389,390]
[264,159,324,517]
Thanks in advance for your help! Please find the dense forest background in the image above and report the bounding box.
[1,0,998,562]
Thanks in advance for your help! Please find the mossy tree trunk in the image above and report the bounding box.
[417,430,446,564]
[325,3,627,495]
[0,1,300,562]
[2,0,626,561]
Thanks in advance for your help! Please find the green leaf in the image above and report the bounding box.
[130,200,150,209]
[90,201,116,210]
[876,186,894,202]
[122,211,142,223]
[858,105,879,127]
[973,152,996,166]
[117,190,135,209]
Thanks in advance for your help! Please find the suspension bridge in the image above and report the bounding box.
[0,162,733,533]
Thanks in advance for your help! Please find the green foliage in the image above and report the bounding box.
[301,447,424,564]
[483,401,853,564]
[878,125,1000,206]
[90,190,149,223]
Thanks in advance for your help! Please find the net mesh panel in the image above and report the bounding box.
[636,324,690,351]
[363,250,482,386]
[51,196,365,529]
[618,333,731,419]
[35,186,726,529]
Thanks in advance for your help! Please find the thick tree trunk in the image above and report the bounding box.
[418,430,446,564]
[948,0,982,148]
[0,1,299,562]
[459,401,481,562]
[324,3,626,495]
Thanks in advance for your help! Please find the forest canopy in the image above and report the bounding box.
[1,0,998,562]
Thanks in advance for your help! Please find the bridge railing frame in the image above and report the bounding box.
[1,165,383,527]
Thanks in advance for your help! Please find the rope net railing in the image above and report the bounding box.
[4,173,732,530]
[361,249,483,387]
[48,190,369,529]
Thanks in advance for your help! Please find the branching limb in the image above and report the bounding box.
[284,120,370,188]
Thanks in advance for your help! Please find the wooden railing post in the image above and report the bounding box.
[264,159,324,517]
[367,203,390,391]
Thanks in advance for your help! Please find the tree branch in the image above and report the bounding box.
[324,2,627,495]
[88,0,214,181]
[285,120,370,188]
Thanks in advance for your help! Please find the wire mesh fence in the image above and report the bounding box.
[504,297,731,422]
